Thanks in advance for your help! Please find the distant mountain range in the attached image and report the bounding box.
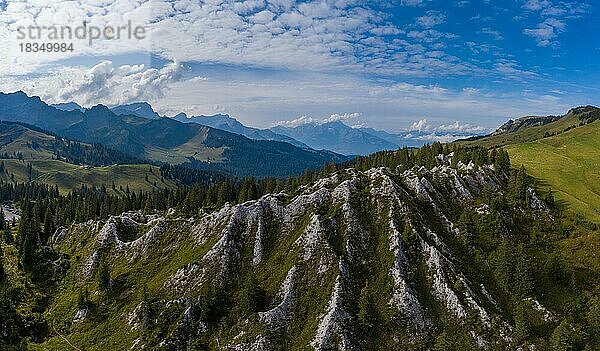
[170,113,309,148]
[171,113,485,156]
[43,96,490,159]
[51,102,84,112]
[111,102,162,120]
[357,127,426,148]
[109,101,488,155]
[271,121,399,156]
[0,92,347,177]
[271,121,486,155]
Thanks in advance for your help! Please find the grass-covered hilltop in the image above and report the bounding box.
[0,100,598,350]
[460,105,599,224]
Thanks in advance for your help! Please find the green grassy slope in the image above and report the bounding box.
[459,112,583,149]
[0,121,178,194]
[0,122,56,159]
[505,121,599,223]
[0,159,177,195]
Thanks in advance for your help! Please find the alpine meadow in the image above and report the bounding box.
[0,1,599,350]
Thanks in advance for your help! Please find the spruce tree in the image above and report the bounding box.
[514,245,534,297]
[97,258,110,292]
[550,320,578,351]
[240,274,265,314]
[0,209,5,231]
[3,226,12,244]
[587,296,600,345]
[42,207,54,245]
[0,242,5,282]
[357,281,378,329]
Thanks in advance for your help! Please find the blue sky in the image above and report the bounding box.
[0,0,598,135]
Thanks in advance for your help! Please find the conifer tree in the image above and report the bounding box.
[97,257,110,292]
[0,209,5,231]
[0,242,5,282]
[514,245,533,297]
[42,207,54,245]
[357,281,378,329]
[550,320,578,351]
[587,296,600,344]
[240,274,265,314]
[3,225,12,244]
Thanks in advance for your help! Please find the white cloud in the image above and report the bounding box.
[275,112,362,127]
[401,0,427,6]
[480,27,504,40]
[0,0,476,80]
[520,0,589,47]
[435,121,487,133]
[523,0,551,11]
[250,10,275,24]
[412,133,472,143]
[274,115,319,127]
[407,118,487,134]
[523,0,590,16]
[493,60,538,79]
[3,60,184,107]
[416,11,446,28]
[462,87,480,94]
[406,118,489,142]
[0,0,405,75]
[323,112,362,123]
[409,118,431,131]
[523,18,565,46]
[406,29,457,43]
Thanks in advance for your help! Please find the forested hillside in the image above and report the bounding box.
[0,143,596,350]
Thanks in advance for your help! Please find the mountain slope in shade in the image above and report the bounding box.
[172,113,309,148]
[0,92,347,177]
[357,127,451,148]
[272,121,398,155]
[111,102,162,120]
[0,91,84,131]
[51,102,84,112]
[32,155,565,350]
